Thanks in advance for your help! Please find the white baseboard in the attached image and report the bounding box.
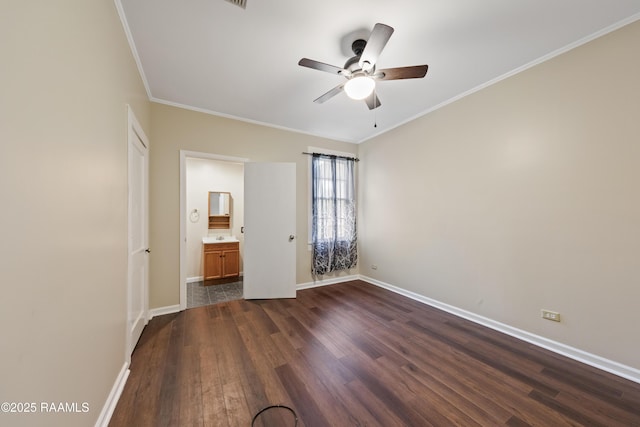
[149,304,181,319]
[297,274,360,291]
[359,275,640,385]
[95,362,130,427]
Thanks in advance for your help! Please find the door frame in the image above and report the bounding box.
[126,105,149,362]
[179,150,249,311]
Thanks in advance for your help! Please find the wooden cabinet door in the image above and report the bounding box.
[203,242,240,282]
[203,249,223,280]
[222,248,240,278]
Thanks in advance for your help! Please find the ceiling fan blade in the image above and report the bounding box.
[359,23,394,70]
[364,93,381,110]
[298,58,346,76]
[313,83,345,104]
[375,65,428,80]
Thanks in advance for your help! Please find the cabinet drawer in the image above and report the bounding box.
[204,242,239,252]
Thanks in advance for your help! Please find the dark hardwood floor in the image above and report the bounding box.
[110,280,640,426]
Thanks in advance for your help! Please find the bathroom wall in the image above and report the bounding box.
[186,158,245,279]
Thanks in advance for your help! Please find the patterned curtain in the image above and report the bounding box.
[311,154,357,275]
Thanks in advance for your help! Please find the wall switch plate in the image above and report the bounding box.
[541,309,561,322]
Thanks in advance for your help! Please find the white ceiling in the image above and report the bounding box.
[118,0,640,143]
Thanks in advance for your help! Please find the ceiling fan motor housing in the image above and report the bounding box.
[351,39,367,56]
[344,39,373,75]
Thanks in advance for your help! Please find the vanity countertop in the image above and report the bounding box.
[202,236,239,244]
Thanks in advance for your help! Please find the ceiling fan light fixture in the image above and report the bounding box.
[344,76,375,100]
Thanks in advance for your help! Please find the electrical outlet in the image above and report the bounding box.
[541,309,561,322]
[371,264,378,270]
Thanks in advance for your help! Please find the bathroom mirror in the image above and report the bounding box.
[208,191,231,229]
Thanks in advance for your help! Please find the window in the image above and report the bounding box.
[311,154,357,275]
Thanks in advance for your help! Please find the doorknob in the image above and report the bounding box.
[145,248,151,253]
[289,235,295,241]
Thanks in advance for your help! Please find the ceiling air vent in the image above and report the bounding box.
[225,0,246,9]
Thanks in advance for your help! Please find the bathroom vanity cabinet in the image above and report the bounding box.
[203,241,240,282]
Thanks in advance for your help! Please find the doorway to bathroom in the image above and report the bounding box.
[180,151,248,310]
[179,150,298,310]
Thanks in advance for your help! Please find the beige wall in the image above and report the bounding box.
[186,158,245,278]
[358,21,640,370]
[0,1,150,426]
[149,103,358,308]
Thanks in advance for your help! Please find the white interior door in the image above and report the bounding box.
[244,162,296,299]
[127,107,149,358]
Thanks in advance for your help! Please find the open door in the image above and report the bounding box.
[244,162,296,299]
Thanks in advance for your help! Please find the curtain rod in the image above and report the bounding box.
[302,152,360,162]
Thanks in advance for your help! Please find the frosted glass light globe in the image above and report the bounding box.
[344,76,375,100]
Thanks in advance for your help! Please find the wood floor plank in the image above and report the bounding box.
[280,348,366,426]
[551,387,639,426]
[198,343,228,427]
[340,353,436,426]
[233,327,293,409]
[285,303,353,359]
[345,378,429,426]
[391,321,580,425]
[155,312,185,427]
[291,341,383,426]
[222,381,252,427]
[261,301,307,351]
[401,361,511,425]
[274,363,327,427]
[109,313,174,427]
[370,318,515,422]
[406,319,562,397]
[178,344,204,426]
[110,280,640,426]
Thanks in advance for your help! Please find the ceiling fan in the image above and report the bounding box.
[298,23,429,110]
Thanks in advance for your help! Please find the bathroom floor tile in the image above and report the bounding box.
[187,279,243,309]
